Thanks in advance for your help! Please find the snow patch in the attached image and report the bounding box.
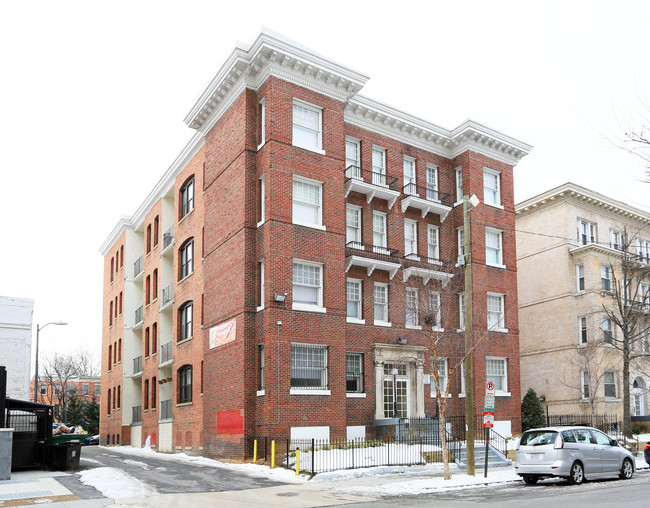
[78,467,157,498]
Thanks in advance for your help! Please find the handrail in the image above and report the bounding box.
[345,241,400,259]
[344,165,399,190]
[402,182,452,207]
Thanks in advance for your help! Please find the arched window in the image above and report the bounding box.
[108,345,112,368]
[114,297,118,318]
[179,238,194,280]
[145,327,150,357]
[146,224,152,254]
[107,388,111,414]
[145,275,151,305]
[112,387,116,410]
[113,342,117,364]
[116,250,119,271]
[117,385,121,409]
[152,323,158,355]
[153,216,159,247]
[119,292,123,314]
[120,245,124,267]
[178,301,193,342]
[153,269,158,300]
[152,377,157,409]
[109,301,113,326]
[178,365,193,403]
[118,339,122,362]
[110,258,114,282]
[180,176,195,219]
[144,379,149,410]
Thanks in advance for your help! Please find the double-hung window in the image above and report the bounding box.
[578,219,596,245]
[427,225,439,260]
[346,279,363,322]
[404,219,418,259]
[579,316,588,344]
[487,293,505,331]
[457,227,465,265]
[403,156,416,195]
[345,138,361,178]
[483,168,501,207]
[432,358,448,396]
[346,205,361,245]
[374,283,389,325]
[293,177,323,229]
[292,261,324,311]
[426,164,439,201]
[604,371,617,398]
[405,287,419,328]
[346,352,364,394]
[603,317,614,344]
[180,177,194,219]
[638,238,650,263]
[601,264,612,292]
[291,344,328,391]
[258,98,266,149]
[459,293,466,330]
[485,229,504,267]
[373,211,388,254]
[372,147,387,186]
[581,371,590,399]
[178,365,192,403]
[179,238,194,280]
[429,291,442,329]
[258,345,265,393]
[455,166,463,203]
[178,302,193,342]
[292,100,322,152]
[576,264,585,292]
[257,260,265,311]
[610,229,624,251]
[486,357,508,393]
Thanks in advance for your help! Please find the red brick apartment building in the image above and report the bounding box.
[99,29,531,458]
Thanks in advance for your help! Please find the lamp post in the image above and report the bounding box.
[391,367,399,418]
[33,321,68,403]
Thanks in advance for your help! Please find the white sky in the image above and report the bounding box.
[1,1,649,368]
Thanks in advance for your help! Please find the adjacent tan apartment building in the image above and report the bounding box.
[516,182,650,419]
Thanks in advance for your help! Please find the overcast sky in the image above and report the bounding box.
[1,1,649,369]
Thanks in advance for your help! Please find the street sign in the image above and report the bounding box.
[484,395,495,413]
[485,381,496,397]
[483,412,494,428]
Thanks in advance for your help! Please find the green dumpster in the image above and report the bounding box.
[48,441,82,470]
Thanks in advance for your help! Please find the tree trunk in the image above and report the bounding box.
[440,414,450,480]
[623,343,631,437]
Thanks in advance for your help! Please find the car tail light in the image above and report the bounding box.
[554,433,564,449]
[645,444,650,451]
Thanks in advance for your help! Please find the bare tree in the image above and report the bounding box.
[620,108,650,182]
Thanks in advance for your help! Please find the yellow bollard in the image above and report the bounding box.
[253,439,257,462]
[271,440,275,469]
[296,447,300,475]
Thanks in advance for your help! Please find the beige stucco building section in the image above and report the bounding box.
[516,183,650,417]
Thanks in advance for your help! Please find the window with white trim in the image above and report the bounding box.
[346,352,364,393]
[426,164,439,201]
[578,219,597,245]
[292,100,322,152]
[372,147,387,186]
[345,138,360,174]
[581,370,590,398]
[406,287,419,327]
[603,371,617,398]
[346,205,361,245]
[180,177,194,219]
[291,343,328,390]
[374,283,389,324]
[483,168,501,206]
[603,317,614,344]
[373,211,387,252]
[457,227,465,265]
[178,301,193,342]
[346,279,362,320]
[179,238,194,280]
[292,261,324,311]
[428,291,442,329]
[459,361,465,395]
[601,264,612,292]
[487,293,505,330]
[257,259,265,310]
[403,155,416,195]
[486,358,507,393]
[455,166,463,203]
[427,225,439,260]
[637,238,650,263]
[432,358,448,396]
[404,219,418,258]
[258,98,266,148]
[258,345,265,391]
[258,175,265,224]
[579,316,588,344]
[458,293,465,329]
[610,229,624,251]
[485,229,503,266]
[576,264,585,292]
[293,177,323,228]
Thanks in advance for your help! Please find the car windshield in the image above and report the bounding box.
[520,430,558,446]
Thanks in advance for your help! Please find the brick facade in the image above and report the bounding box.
[100,29,530,457]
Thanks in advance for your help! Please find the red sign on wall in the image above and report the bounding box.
[217,409,244,435]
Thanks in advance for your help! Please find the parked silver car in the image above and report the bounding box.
[515,426,635,485]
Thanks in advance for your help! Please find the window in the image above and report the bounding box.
[576,264,585,292]
[114,297,118,318]
[486,358,507,393]
[292,100,322,152]
[258,175,265,224]
[638,238,650,263]
[429,291,442,329]
[179,238,194,280]
[178,365,193,403]
[117,385,121,408]
[432,358,448,396]
[152,323,158,354]
[152,269,158,300]
[110,258,114,282]
[144,379,149,410]
[373,212,387,252]
[120,246,123,267]
[455,166,463,203]
[178,301,193,342]
[383,363,408,418]
[257,259,265,310]
[145,327,150,357]
[372,147,387,186]
[610,229,624,251]
[404,219,418,258]
[291,344,328,390]
[146,224,152,254]
[581,371,590,399]
[258,98,265,148]
[346,352,364,393]
[115,250,119,271]
[485,229,503,266]
[346,279,362,321]
[403,156,416,194]
[145,275,151,305]
[292,261,324,311]
[259,345,265,391]
[108,345,112,368]
[487,293,505,330]
[604,371,617,398]
[459,293,466,329]
[151,377,157,409]
[107,389,111,414]
[345,138,361,178]
[346,205,361,244]
[579,316,588,344]
[95,383,101,397]
[457,227,465,265]
[153,216,159,247]
[460,362,466,395]
[427,225,439,260]
[603,317,614,344]
[119,292,122,315]
[578,219,596,246]
[426,164,439,201]
[292,177,323,228]
[483,168,501,206]
[180,177,195,219]
[406,288,419,327]
[601,264,612,292]
[374,283,389,324]
[109,301,113,326]
[40,384,47,395]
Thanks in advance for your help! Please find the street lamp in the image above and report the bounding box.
[391,367,399,419]
[33,321,68,403]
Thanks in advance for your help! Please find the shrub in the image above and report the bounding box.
[521,388,546,431]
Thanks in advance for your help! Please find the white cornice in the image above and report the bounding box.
[516,182,650,226]
[99,216,133,256]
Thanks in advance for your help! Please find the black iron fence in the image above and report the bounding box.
[545,413,640,452]
[402,182,452,207]
[344,165,399,190]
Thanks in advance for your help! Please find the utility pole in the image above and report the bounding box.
[463,195,476,476]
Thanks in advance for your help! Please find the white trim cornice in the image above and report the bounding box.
[516,182,650,226]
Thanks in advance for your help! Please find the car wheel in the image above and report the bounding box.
[522,475,539,485]
[619,458,634,480]
[567,462,584,485]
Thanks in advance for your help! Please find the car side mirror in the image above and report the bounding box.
[611,439,618,447]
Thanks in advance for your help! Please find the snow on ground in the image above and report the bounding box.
[77,467,158,499]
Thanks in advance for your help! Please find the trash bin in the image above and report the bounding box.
[48,441,82,470]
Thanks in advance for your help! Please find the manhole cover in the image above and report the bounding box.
[277,492,299,497]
